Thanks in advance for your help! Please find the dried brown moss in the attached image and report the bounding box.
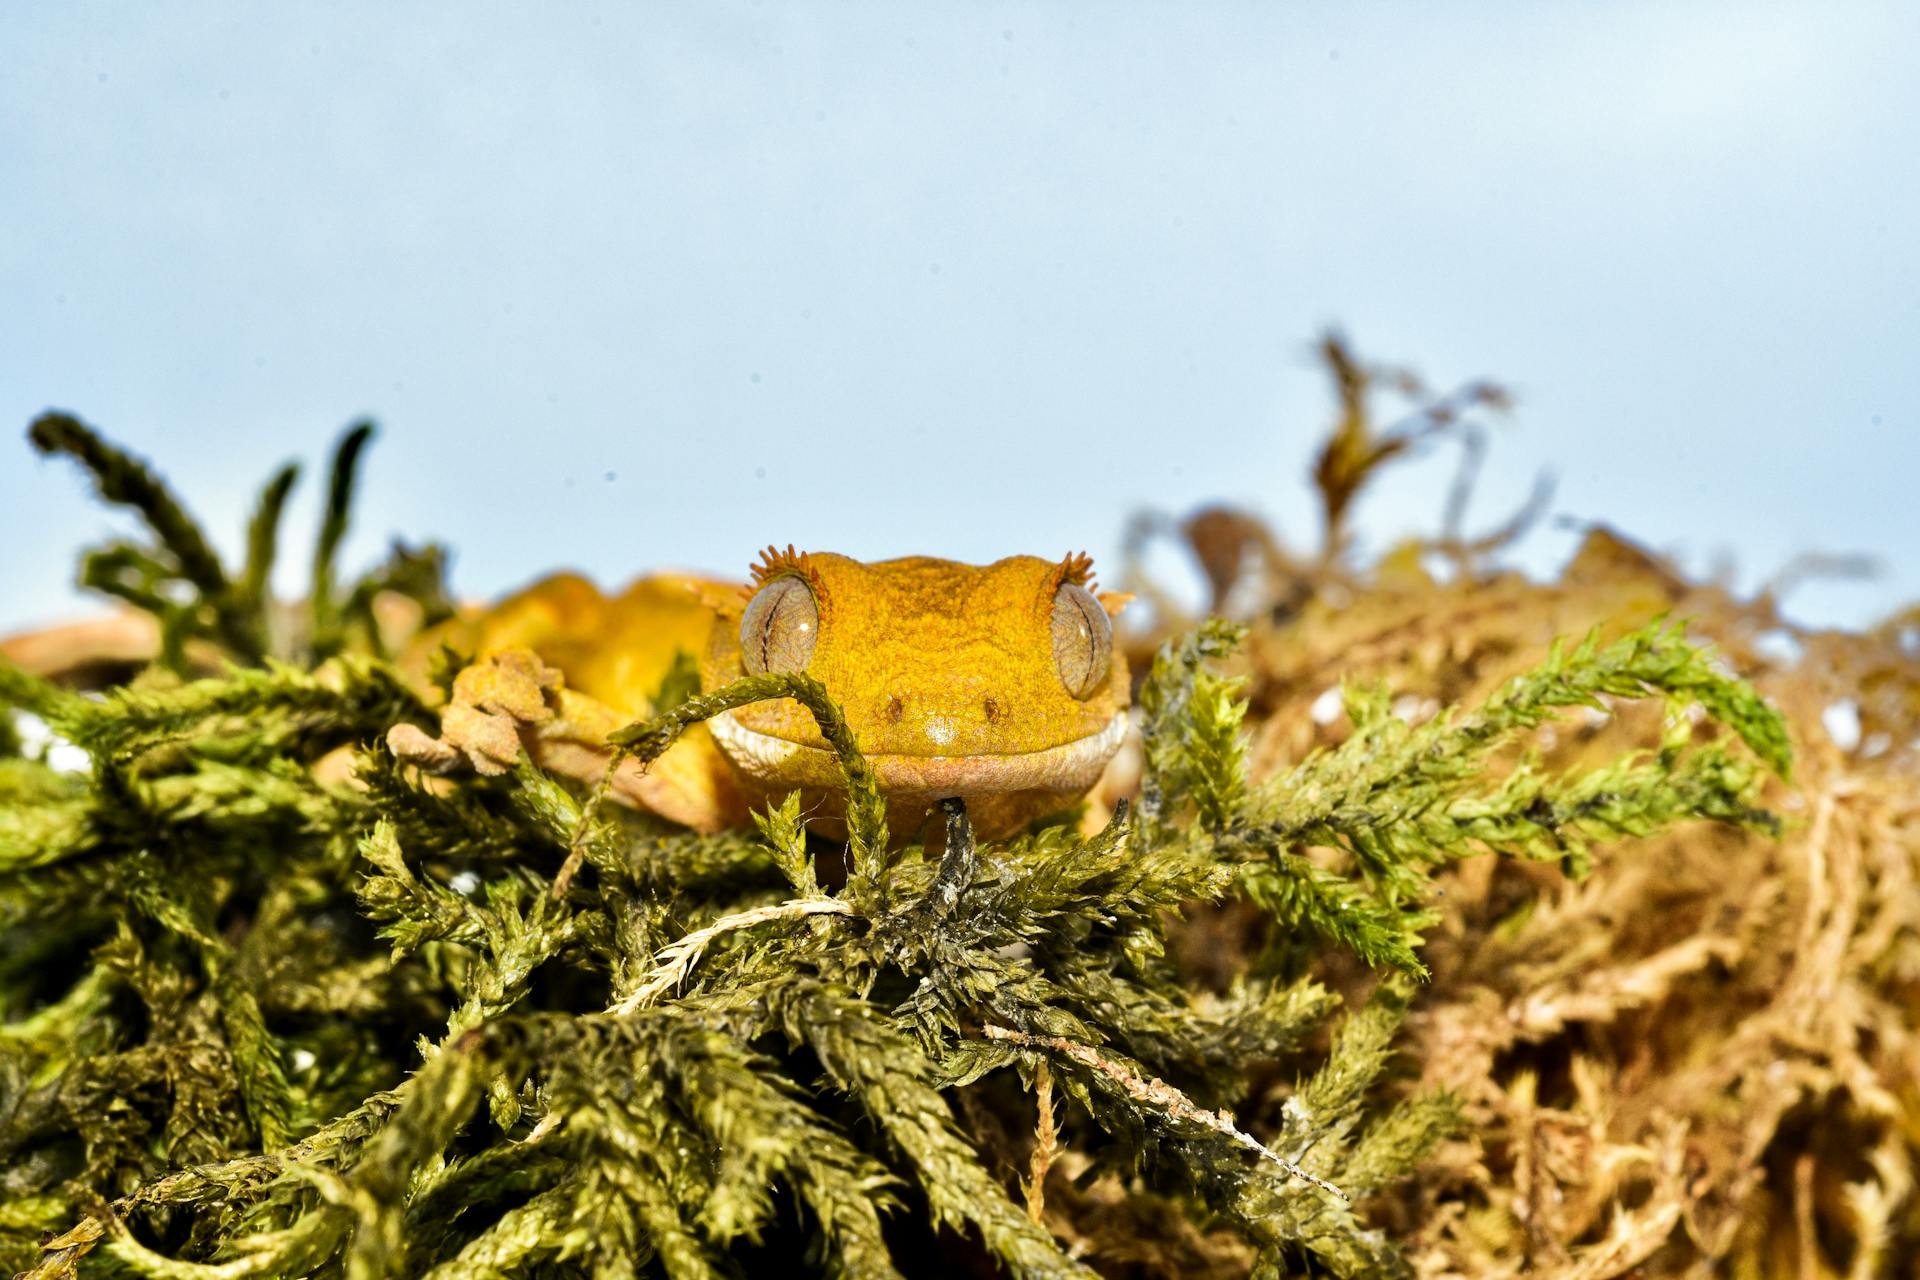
[1114,337,1920,1277]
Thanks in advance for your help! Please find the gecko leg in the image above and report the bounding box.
[387,648,744,833]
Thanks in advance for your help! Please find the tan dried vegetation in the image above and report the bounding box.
[1111,336,1920,1278]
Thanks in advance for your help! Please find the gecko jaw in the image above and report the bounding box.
[706,707,1130,798]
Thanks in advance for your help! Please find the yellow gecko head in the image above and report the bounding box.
[701,547,1131,839]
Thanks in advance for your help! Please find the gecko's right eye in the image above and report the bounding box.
[740,576,818,675]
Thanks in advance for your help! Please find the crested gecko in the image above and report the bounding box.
[388,547,1132,840]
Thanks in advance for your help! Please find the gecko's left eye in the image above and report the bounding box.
[1051,582,1111,699]
[740,576,818,675]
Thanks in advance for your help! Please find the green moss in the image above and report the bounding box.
[0,416,1787,1278]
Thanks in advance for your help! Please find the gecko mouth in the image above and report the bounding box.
[707,708,1131,797]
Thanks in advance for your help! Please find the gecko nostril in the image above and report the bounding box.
[983,697,1001,724]
[885,695,905,724]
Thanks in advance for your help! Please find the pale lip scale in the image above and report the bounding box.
[706,705,1131,800]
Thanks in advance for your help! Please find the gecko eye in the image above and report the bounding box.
[1051,582,1111,699]
[740,576,818,675]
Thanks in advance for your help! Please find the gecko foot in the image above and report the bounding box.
[387,649,566,776]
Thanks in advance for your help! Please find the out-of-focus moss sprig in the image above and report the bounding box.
[27,412,453,671]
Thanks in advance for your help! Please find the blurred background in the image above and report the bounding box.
[2,2,1914,635]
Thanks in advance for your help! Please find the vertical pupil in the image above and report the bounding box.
[1053,582,1109,697]
[1066,599,1088,681]
[764,584,788,669]
[759,603,774,669]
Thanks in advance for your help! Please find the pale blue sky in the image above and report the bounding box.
[2,3,1915,634]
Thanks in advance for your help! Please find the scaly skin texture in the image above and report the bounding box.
[389,551,1131,841]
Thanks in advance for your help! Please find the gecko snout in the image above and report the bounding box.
[876,691,1008,754]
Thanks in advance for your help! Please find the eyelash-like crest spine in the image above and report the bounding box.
[1055,550,1098,593]
[746,544,825,597]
